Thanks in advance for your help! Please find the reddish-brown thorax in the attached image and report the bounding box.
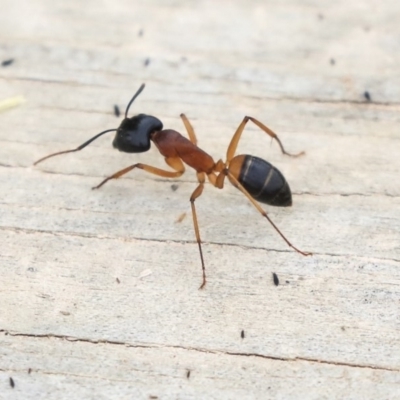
[152,130,215,173]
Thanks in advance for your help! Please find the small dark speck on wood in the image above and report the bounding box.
[116,277,120,284]
[114,105,120,117]
[364,91,371,102]
[2,58,14,67]
[138,29,144,37]
[186,369,191,379]
[330,58,335,65]
[28,368,32,374]
[241,329,245,339]
[9,377,15,388]
[171,184,179,191]
[144,58,151,67]
[272,272,279,286]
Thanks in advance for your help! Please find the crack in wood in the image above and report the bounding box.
[1,225,400,263]
[3,75,400,107]
[1,330,398,373]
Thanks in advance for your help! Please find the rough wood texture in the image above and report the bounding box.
[1,0,399,398]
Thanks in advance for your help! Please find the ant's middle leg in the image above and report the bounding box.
[226,116,304,163]
[92,157,185,190]
[189,172,209,289]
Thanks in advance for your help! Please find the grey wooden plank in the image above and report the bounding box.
[1,335,399,400]
[1,222,399,370]
[1,0,399,398]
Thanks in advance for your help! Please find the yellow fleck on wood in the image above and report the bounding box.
[0,95,25,113]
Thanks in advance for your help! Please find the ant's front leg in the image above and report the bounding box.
[92,157,185,190]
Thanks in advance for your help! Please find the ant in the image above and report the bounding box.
[34,83,312,289]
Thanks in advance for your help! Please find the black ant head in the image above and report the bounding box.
[112,113,163,153]
[33,83,160,166]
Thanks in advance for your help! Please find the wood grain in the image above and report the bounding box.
[1,0,399,398]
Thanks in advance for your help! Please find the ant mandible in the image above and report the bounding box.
[34,83,312,289]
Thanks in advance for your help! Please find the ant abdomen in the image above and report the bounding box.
[228,155,292,207]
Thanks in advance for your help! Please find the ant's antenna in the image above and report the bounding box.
[33,129,117,165]
[33,83,146,166]
[125,83,145,118]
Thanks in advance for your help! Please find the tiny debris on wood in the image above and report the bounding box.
[116,277,120,284]
[0,95,25,113]
[28,368,32,374]
[171,184,179,191]
[285,280,290,284]
[272,272,279,286]
[186,369,191,379]
[364,91,371,102]
[114,104,120,117]
[330,58,335,65]
[144,58,150,67]
[138,269,152,279]
[241,330,245,339]
[138,29,144,37]
[317,13,324,20]
[9,377,15,388]
[175,212,187,223]
[149,396,158,399]
[1,58,14,67]
[60,311,70,316]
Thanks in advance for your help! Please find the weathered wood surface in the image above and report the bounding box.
[1,0,399,398]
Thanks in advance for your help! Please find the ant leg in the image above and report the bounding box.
[226,116,304,163]
[227,171,312,256]
[214,169,227,189]
[92,157,185,190]
[189,172,208,289]
[180,114,198,145]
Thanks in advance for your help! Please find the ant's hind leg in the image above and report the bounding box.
[227,171,312,257]
[226,116,304,163]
